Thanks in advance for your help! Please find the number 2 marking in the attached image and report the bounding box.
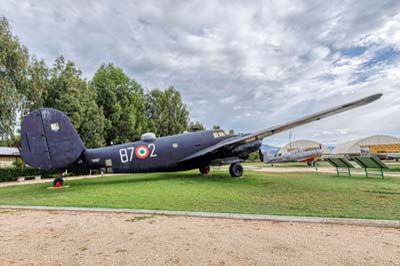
[149,143,157,157]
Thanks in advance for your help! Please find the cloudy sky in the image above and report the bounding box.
[1,0,400,146]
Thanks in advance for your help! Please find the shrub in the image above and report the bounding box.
[0,166,101,182]
[0,168,63,182]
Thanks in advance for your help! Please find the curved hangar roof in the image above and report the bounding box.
[278,140,330,154]
[333,135,400,154]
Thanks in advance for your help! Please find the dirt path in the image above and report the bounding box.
[1,209,399,266]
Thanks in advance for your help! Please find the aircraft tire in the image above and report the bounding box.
[199,165,210,175]
[229,163,243,177]
[53,177,64,187]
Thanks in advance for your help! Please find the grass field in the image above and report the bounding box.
[253,161,331,167]
[0,170,399,220]
[384,162,400,172]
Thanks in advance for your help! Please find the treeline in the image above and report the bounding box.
[0,17,204,148]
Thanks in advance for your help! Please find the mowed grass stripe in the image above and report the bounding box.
[0,170,399,220]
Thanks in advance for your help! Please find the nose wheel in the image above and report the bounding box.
[199,165,210,175]
[229,163,243,177]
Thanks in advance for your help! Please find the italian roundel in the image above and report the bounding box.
[135,145,150,159]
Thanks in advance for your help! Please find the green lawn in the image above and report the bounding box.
[246,160,400,171]
[252,162,329,168]
[0,170,399,220]
[384,162,400,172]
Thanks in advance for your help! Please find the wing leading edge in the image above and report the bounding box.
[181,93,382,162]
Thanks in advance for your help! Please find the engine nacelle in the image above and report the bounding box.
[232,140,261,153]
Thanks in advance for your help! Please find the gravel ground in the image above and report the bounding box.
[1,209,399,266]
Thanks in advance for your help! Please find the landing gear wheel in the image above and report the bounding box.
[199,165,210,175]
[307,161,313,166]
[53,177,64,187]
[229,163,243,178]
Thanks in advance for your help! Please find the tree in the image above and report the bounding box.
[92,63,147,145]
[0,17,29,141]
[45,56,105,147]
[145,89,163,135]
[146,86,189,137]
[189,121,204,131]
[23,57,49,113]
[78,85,106,148]
[212,125,221,130]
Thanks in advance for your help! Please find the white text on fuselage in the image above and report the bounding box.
[119,143,157,163]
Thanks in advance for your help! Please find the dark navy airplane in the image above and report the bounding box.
[21,94,381,178]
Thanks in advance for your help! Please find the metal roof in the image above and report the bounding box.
[0,147,20,156]
[333,135,400,154]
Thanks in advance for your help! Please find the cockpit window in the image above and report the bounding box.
[213,131,226,138]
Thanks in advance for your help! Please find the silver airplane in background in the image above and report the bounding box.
[263,146,323,166]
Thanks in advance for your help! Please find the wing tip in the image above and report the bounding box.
[368,93,383,102]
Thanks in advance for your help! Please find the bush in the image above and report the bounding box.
[0,167,62,182]
[0,167,101,182]
[247,151,261,162]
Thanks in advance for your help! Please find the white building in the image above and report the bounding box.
[0,147,20,168]
[333,135,400,155]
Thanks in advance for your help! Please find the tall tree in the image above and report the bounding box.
[145,89,163,136]
[0,17,29,141]
[23,56,49,113]
[189,121,204,131]
[45,56,105,147]
[212,125,221,130]
[78,84,106,148]
[146,86,189,136]
[92,63,146,145]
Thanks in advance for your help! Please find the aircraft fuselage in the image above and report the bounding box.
[79,130,259,173]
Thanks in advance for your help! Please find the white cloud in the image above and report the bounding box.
[1,0,400,146]
[219,95,237,104]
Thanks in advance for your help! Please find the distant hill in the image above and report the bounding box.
[260,143,280,156]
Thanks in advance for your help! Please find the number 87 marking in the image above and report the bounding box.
[119,147,133,163]
[119,144,157,163]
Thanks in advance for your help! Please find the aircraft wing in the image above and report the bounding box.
[180,93,382,162]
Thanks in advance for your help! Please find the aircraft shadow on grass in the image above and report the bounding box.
[68,172,243,187]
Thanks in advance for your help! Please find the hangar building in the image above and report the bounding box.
[0,147,20,168]
[277,140,330,155]
[332,135,400,155]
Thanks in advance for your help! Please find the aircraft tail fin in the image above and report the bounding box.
[260,151,274,163]
[21,108,85,171]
